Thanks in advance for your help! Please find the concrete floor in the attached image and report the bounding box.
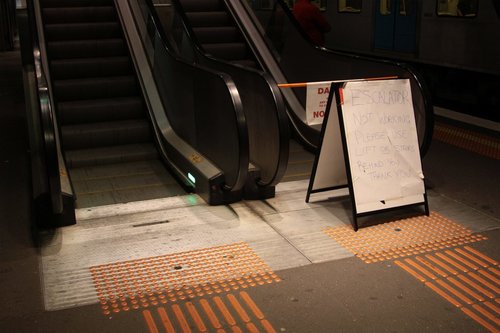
[1,49,499,333]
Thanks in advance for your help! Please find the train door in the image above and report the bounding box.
[374,0,418,53]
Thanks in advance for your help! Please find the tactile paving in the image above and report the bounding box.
[434,122,500,160]
[323,212,487,263]
[396,246,499,332]
[90,242,281,315]
[142,291,277,333]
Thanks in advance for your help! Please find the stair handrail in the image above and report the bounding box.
[26,0,64,214]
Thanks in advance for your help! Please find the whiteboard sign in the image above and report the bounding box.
[339,79,426,214]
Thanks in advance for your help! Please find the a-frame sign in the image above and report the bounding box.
[307,79,429,231]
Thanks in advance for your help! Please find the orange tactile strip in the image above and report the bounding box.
[323,212,487,263]
[90,242,281,315]
[434,122,500,160]
[142,291,277,333]
[396,246,499,332]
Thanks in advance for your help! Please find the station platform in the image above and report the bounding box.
[1,49,499,333]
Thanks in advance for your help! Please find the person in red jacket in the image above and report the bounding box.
[293,0,331,46]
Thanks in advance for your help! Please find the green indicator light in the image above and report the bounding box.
[188,173,196,184]
[187,195,198,205]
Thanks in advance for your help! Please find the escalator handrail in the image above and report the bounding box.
[26,0,63,214]
[141,0,249,191]
[168,0,290,186]
[264,0,435,154]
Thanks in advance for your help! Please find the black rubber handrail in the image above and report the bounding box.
[250,0,434,155]
[26,0,63,214]
[168,0,290,187]
[139,0,249,192]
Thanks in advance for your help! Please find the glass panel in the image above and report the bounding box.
[437,0,478,17]
[380,0,392,15]
[338,0,362,13]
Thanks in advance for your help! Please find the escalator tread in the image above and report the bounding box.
[41,0,114,8]
[42,6,117,24]
[53,75,139,101]
[65,143,159,168]
[185,11,230,27]
[58,96,144,124]
[45,22,121,41]
[47,38,127,59]
[61,119,152,150]
[180,0,257,66]
[69,159,185,208]
[202,42,249,61]
[50,56,132,80]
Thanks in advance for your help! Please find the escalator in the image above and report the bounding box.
[153,0,290,195]
[22,0,256,227]
[171,0,313,182]
[41,0,185,208]
[171,0,434,155]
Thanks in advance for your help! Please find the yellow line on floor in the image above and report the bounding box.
[446,277,485,302]
[172,304,191,333]
[186,302,207,332]
[200,299,222,329]
[240,291,265,320]
[143,310,159,333]
[435,125,499,148]
[227,294,251,323]
[398,247,500,332]
[425,282,461,308]
[461,307,499,333]
[214,296,237,326]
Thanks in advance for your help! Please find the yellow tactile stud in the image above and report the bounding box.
[324,212,487,263]
[434,123,500,160]
[91,242,281,314]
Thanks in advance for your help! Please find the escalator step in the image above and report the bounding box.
[71,160,180,199]
[41,0,113,8]
[185,11,230,27]
[61,119,152,150]
[42,6,116,24]
[58,97,144,125]
[50,56,132,80]
[179,0,223,12]
[202,42,248,60]
[47,39,127,59]
[54,76,138,101]
[230,59,258,68]
[45,22,121,41]
[65,143,159,168]
[70,159,185,208]
[193,26,239,44]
